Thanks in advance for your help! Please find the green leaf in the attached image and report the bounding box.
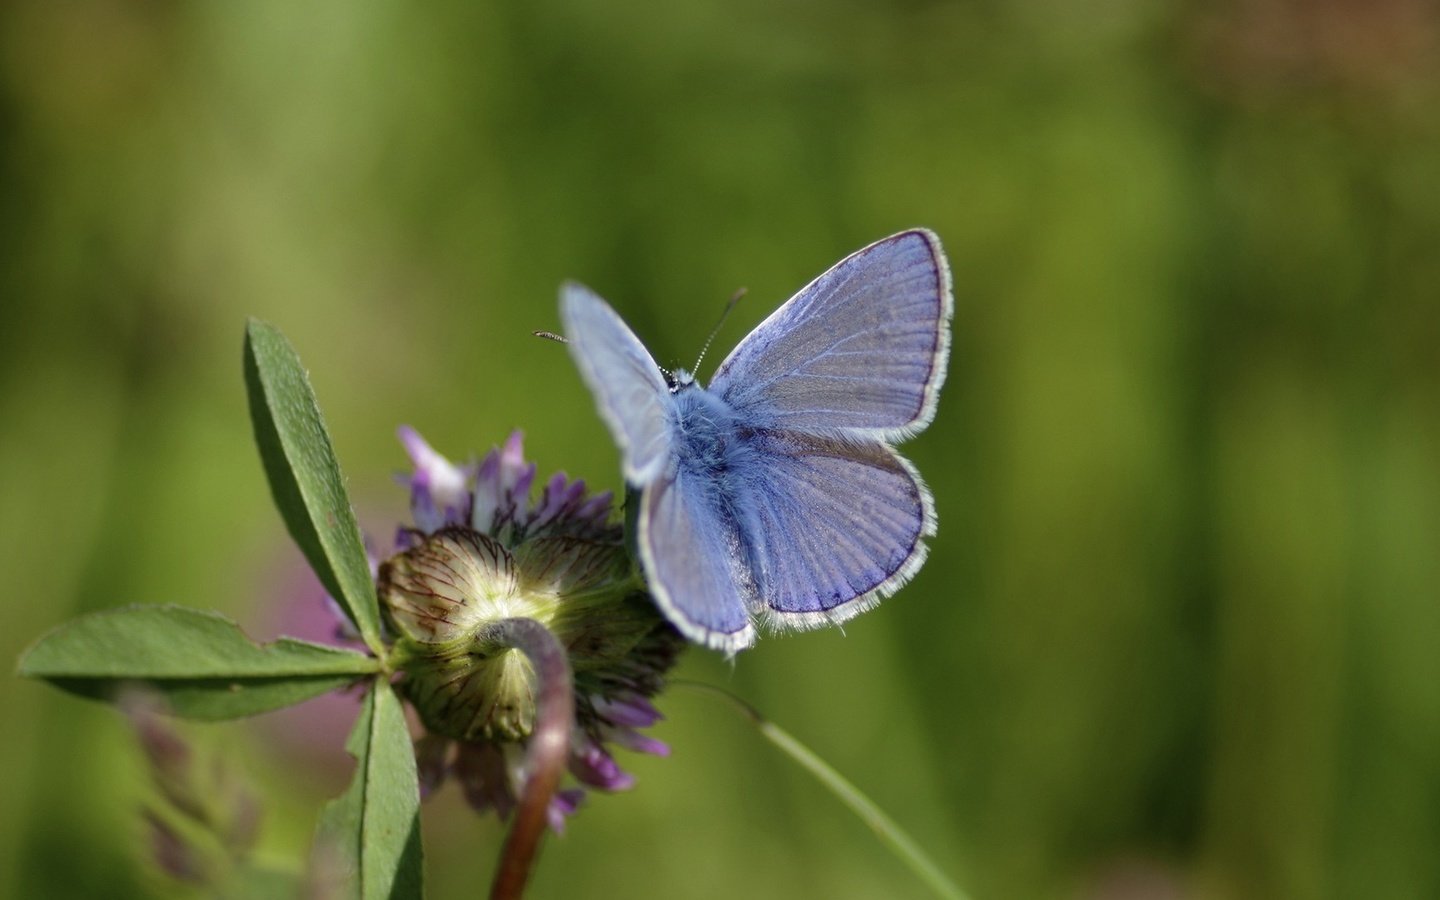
[317,682,424,900]
[18,605,379,720]
[244,318,383,653]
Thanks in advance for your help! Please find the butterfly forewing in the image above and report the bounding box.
[710,230,952,440]
[639,466,757,651]
[560,282,674,484]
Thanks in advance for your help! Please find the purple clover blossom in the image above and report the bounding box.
[381,428,683,832]
[397,425,474,535]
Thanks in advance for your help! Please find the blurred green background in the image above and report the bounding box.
[4,0,1438,898]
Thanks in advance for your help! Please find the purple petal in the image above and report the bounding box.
[575,491,613,523]
[547,789,586,833]
[472,446,503,533]
[500,431,526,480]
[513,462,537,513]
[592,694,663,729]
[410,486,444,534]
[569,742,636,791]
[497,434,533,524]
[392,526,421,552]
[533,474,586,532]
[605,727,671,758]
[399,426,471,533]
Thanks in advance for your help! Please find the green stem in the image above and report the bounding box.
[675,680,971,900]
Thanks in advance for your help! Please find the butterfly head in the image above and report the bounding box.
[666,368,697,394]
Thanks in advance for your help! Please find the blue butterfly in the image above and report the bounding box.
[561,230,952,653]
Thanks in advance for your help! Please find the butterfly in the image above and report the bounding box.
[560,229,952,653]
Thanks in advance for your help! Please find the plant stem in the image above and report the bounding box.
[675,680,972,900]
[478,618,574,900]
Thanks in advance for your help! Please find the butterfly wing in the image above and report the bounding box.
[562,281,755,651]
[737,429,933,627]
[709,229,952,441]
[639,465,757,652]
[560,282,674,485]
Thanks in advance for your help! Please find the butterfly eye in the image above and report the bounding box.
[667,369,695,394]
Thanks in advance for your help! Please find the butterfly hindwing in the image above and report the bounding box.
[710,230,952,440]
[638,465,757,651]
[560,282,674,484]
[737,429,932,628]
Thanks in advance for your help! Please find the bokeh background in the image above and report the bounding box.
[3,1,1438,898]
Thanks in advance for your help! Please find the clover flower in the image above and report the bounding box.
[378,428,683,831]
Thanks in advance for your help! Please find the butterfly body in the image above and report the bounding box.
[668,378,746,478]
[562,230,952,653]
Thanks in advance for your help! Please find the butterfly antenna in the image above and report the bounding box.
[538,326,684,388]
[693,287,746,374]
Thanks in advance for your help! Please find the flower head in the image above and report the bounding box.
[379,428,683,830]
